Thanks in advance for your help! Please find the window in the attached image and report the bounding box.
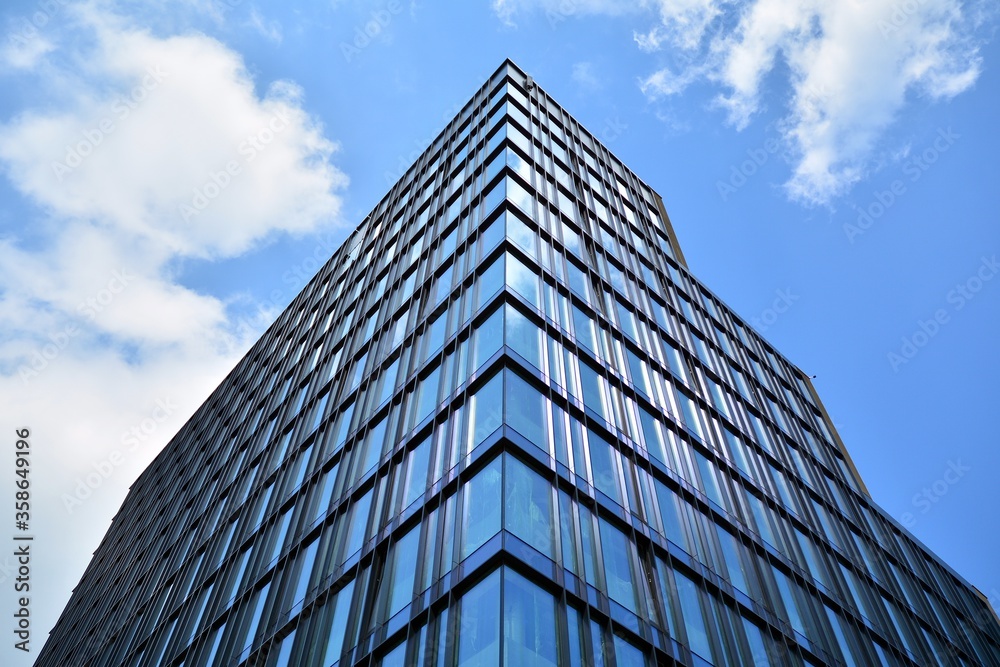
[467,373,503,453]
[243,583,270,650]
[414,366,441,425]
[573,306,597,353]
[322,578,356,666]
[462,457,502,559]
[272,628,296,667]
[588,430,621,504]
[715,526,748,594]
[504,455,554,558]
[600,519,638,613]
[381,640,407,667]
[342,488,373,561]
[654,480,690,553]
[400,437,431,509]
[385,525,421,620]
[579,362,607,421]
[457,570,501,666]
[674,570,712,660]
[504,569,558,666]
[505,371,546,450]
[773,568,806,636]
[474,307,504,370]
[507,214,536,258]
[478,254,505,308]
[504,304,541,369]
[506,253,540,310]
[613,635,646,667]
[289,539,319,615]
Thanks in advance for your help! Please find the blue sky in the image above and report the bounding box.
[0,0,997,661]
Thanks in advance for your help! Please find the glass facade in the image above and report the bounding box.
[37,60,1000,667]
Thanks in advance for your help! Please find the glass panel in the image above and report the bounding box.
[503,569,559,666]
[505,371,546,450]
[715,526,748,594]
[558,491,578,576]
[468,373,503,452]
[587,430,620,503]
[323,578,356,665]
[506,176,534,215]
[742,617,772,666]
[474,308,504,370]
[458,570,501,666]
[573,306,597,353]
[483,178,505,214]
[567,606,584,666]
[272,629,296,667]
[613,635,646,667]
[579,363,607,421]
[695,452,723,506]
[675,570,712,660]
[507,214,536,257]
[203,622,225,666]
[506,253,540,309]
[402,437,431,509]
[381,640,407,667]
[387,526,421,618]
[504,304,541,369]
[343,489,373,560]
[590,620,608,667]
[291,540,319,611]
[773,568,806,636]
[244,583,270,649]
[415,367,441,423]
[478,254,505,309]
[481,213,505,255]
[462,457,503,558]
[825,606,858,667]
[504,455,555,558]
[600,519,637,613]
[579,506,602,589]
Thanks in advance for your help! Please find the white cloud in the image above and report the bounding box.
[634,0,725,52]
[571,61,600,90]
[645,0,984,204]
[493,0,984,205]
[0,3,346,657]
[246,7,283,43]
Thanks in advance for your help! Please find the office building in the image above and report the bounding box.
[37,59,1000,667]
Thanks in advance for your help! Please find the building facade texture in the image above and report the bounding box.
[38,60,1000,667]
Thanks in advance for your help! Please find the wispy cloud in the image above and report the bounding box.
[246,7,283,43]
[492,0,985,205]
[571,61,601,90]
